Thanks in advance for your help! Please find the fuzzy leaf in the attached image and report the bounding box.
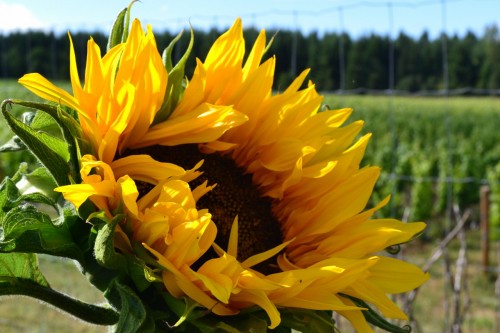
[20,167,59,200]
[105,279,151,333]
[0,177,21,222]
[0,252,48,287]
[1,102,70,186]
[0,203,82,260]
[4,100,84,184]
[28,110,63,137]
[91,212,127,271]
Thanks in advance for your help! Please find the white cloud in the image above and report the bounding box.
[0,1,48,33]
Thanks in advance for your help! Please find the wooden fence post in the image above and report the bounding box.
[480,185,491,274]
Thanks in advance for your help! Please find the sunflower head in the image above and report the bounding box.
[1,4,428,333]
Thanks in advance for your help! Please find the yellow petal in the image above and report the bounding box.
[111,155,187,184]
[337,296,374,333]
[134,104,248,148]
[241,238,294,269]
[367,256,430,294]
[144,244,236,316]
[19,73,79,111]
[231,289,281,329]
[346,279,408,320]
[54,181,114,208]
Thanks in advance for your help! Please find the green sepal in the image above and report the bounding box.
[107,0,137,51]
[170,297,203,328]
[153,26,194,125]
[162,29,184,73]
[107,7,127,51]
[90,212,127,271]
[342,295,412,333]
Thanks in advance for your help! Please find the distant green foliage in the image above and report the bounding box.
[487,164,500,241]
[326,95,500,231]
[1,25,500,91]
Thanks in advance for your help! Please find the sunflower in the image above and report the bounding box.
[19,16,428,332]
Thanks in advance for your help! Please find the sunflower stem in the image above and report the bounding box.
[0,280,119,326]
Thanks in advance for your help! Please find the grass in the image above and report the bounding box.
[406,232,498,333]
[1,81,499,331]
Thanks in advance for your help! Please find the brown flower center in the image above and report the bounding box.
[124,144,283,274]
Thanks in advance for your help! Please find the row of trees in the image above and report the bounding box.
[1,24,499,92]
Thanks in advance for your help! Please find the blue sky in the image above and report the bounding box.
[1,0,499,39]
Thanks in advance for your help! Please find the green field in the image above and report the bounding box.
[3,81,499,222]
[327,94,500,234]
[1,80,500,332]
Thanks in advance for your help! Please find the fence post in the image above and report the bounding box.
[480,185,491,274]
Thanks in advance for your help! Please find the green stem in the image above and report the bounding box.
[0,280,119,326]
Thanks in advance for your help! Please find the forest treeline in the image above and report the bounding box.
[1,24,499,92]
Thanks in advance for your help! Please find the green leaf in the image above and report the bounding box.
[91,212,127,271]
[105,279,150,333]
[0,204,82,259]
[125,254,155,292]
[1,101,70,186]
[3,99,84,184]
[0,253,48,287]
[16,167,61,203]
[29,110,64,137]
[0,177,22,222]
[153,26,194,125]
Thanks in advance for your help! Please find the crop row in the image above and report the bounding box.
[326,95,500,237]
